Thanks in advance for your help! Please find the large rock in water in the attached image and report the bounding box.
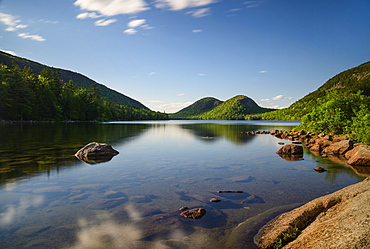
[322,140,354,155]
[346,145,370,166]
[75,142,119,164]
[276,144,303,155]
[254,177,370,249]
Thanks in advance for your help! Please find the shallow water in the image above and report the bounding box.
[0,121,365,248]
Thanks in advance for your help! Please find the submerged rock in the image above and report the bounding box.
[75,142,119,164]
[314,167,327,173]
[180,208,206,219]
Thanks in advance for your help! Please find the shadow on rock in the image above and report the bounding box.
[75,142,119,164]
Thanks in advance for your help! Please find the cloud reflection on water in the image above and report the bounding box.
[69,203,196,249]
[0,195,44,225]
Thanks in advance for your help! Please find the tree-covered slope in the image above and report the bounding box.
[0,51,148,109]
[248,61,370,121]
[0,62,168,121]
[170,97,223,119]
[173,95,274,120]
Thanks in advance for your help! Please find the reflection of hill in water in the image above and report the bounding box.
[0,123,150,185]
[179,124,279,144]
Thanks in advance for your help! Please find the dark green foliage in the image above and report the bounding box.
[248,61,370,121]
[170,97,223,119]
[171,95,274,120]
[0,51,148,109]
[247,61,370,144]
[0,63,168,121]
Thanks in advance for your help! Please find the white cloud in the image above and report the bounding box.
[259,70,267,73]
[244,1,261,8]
[0,50,17,56]
[198,73,205,76]
[148,72,156,76]
[260,98,270,102]
[76,12,101,19]
[193,29,202,32]
[272,95,292,101]
[270,105,281,109]
[74,0,149,16]
[39,19,59,24]
[187,7,211,17]
[94,19,117,26]
[0,12,19,27]
[141,24,154,29]
[155,0,215,11]
[0,12,27,32]
[228,8,242,12]
[147,100,163,103]
[178,93,185,96]
[123,28,137,35]
[127,19,146,28]
[155,102,193,113]
[18,33,46,42]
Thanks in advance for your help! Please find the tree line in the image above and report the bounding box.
[0,62,168,121]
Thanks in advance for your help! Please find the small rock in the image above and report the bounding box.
[179,206,188,211]
[314,167,327,173]
[180,208,206,219]
[210,198,222,203]
[218,191,244,193]
[278,142,285,145]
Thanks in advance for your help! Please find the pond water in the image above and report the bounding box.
[0,120,366,249]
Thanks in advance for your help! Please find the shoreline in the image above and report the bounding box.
[250,129,370,248]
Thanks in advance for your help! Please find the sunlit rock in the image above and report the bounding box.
[276,144,303,155]
[75,142,119,164]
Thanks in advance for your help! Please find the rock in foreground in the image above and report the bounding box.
[75,142,119,164]
[254,177,370,249]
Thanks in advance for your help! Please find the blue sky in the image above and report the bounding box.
[0,0,369,113]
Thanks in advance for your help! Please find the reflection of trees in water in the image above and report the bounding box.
[179,124,297,145]
[0,123,150,185]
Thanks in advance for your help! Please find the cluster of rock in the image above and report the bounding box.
[248,129,370,167]
[245,130,370,248]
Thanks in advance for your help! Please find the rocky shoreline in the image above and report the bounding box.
[248,130,370,248]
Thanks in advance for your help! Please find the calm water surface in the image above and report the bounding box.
[0,120,366,249]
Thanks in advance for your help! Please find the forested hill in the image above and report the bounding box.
[0,56,168,121]
[0,51,147,109]
[171,95,274,120]
[170,97,223,119]
[248,61,370,121]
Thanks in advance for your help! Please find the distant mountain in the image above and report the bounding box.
[249,61,370,120]
[0,51,148,109]
[171,95,274,120]
[170,97,223,119]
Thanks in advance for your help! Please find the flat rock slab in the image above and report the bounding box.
[255,177,370,249]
